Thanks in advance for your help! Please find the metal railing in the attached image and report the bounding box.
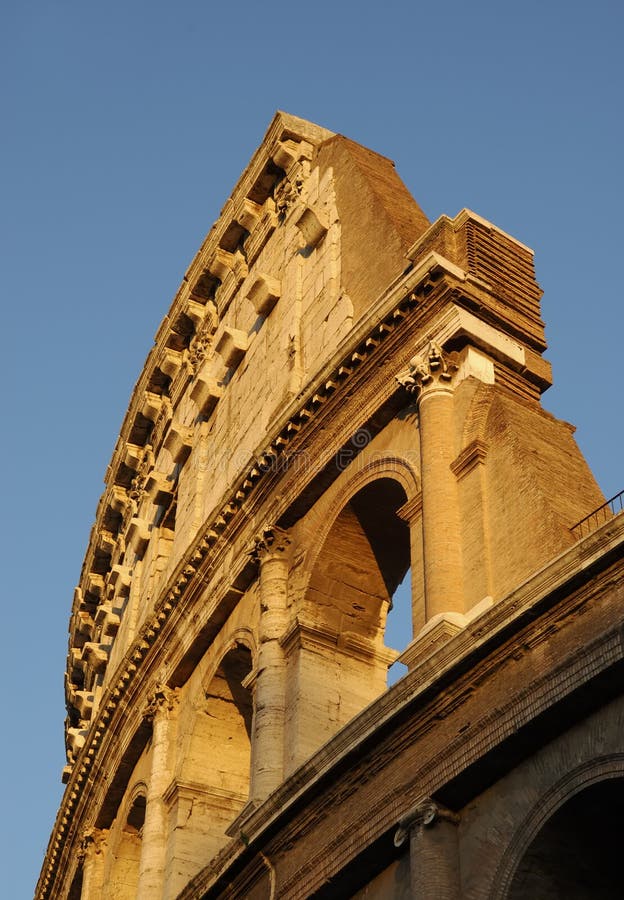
[571,489,624,538]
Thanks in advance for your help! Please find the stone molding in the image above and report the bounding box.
[44,510,624,900]
[280,617,397,667]
[450,439,488,479]
[61,260,528,766]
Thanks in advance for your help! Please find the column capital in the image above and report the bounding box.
[397,341,459,401]
[78,826,108,859]
[252,524,292,564]
[144,684,179,722]
[394,798,459,847]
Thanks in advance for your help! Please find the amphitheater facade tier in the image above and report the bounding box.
[38,113,624,900]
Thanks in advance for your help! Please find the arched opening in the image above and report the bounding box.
[507,777,624,899]
[164,643,253,896]
[104,792,146,899]
[286,477,411,768]
[307,478,411,645]
[386,568,412,685]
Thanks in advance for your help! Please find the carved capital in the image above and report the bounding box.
[144,684,179,722]
[393,798,459,847]
[252,525,292,563]
[188,303,218,372]
[275,173,303,218]
[396,341,459,399]
[79,826,108,859]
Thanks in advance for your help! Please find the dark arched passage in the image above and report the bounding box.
[507,777,624,899]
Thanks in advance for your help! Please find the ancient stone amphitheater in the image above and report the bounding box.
[38,113,624,900]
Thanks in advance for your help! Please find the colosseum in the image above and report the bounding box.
[38,112,624,899]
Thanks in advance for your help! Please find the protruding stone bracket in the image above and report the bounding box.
[107,564,132,593]
[272,138,303,170]
[126,516,151,557]
[215,326,249,370]
[247,272,281,317]
[94,602,121,637]
[156,347,184,380]
[182,297,208,328]
[141,391,164,423]
[207,248,238,282]
[394,798,459,847]
[74,690,95,719]
[81,642,109,674]
[396,341,459,399]
[236,198,263,231]
[190,361,223,416]
[85,573,105,601]
[144,470,174,506]
[295,206,328,248]
[67,727,88,757]
[163,419,193,464]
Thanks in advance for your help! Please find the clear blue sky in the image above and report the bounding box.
[2,1,623,896]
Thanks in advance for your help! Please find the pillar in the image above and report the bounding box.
[398,342,464,621]
[137,685,179,900]
[394,798,460,900]
[80,827,107,899]
[250,525,291,802]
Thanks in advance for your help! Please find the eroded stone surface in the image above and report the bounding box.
[39,113,620,900]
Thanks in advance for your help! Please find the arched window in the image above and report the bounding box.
[507,778,624,899]
[288,477,412,767]
[103,791,146,899]
[164,643,253,896]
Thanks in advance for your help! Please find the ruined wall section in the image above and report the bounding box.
[63,112,431,778]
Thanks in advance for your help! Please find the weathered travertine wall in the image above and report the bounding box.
[39,114,616,900]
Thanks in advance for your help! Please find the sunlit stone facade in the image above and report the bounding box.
[38,113,624,900]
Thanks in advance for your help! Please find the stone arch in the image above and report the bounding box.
[284,461,415,770]
[303,454,420,579]
[491,755,624,900]
[102,783,147,900]
[164,641,254,896]
[304,474,411,641]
